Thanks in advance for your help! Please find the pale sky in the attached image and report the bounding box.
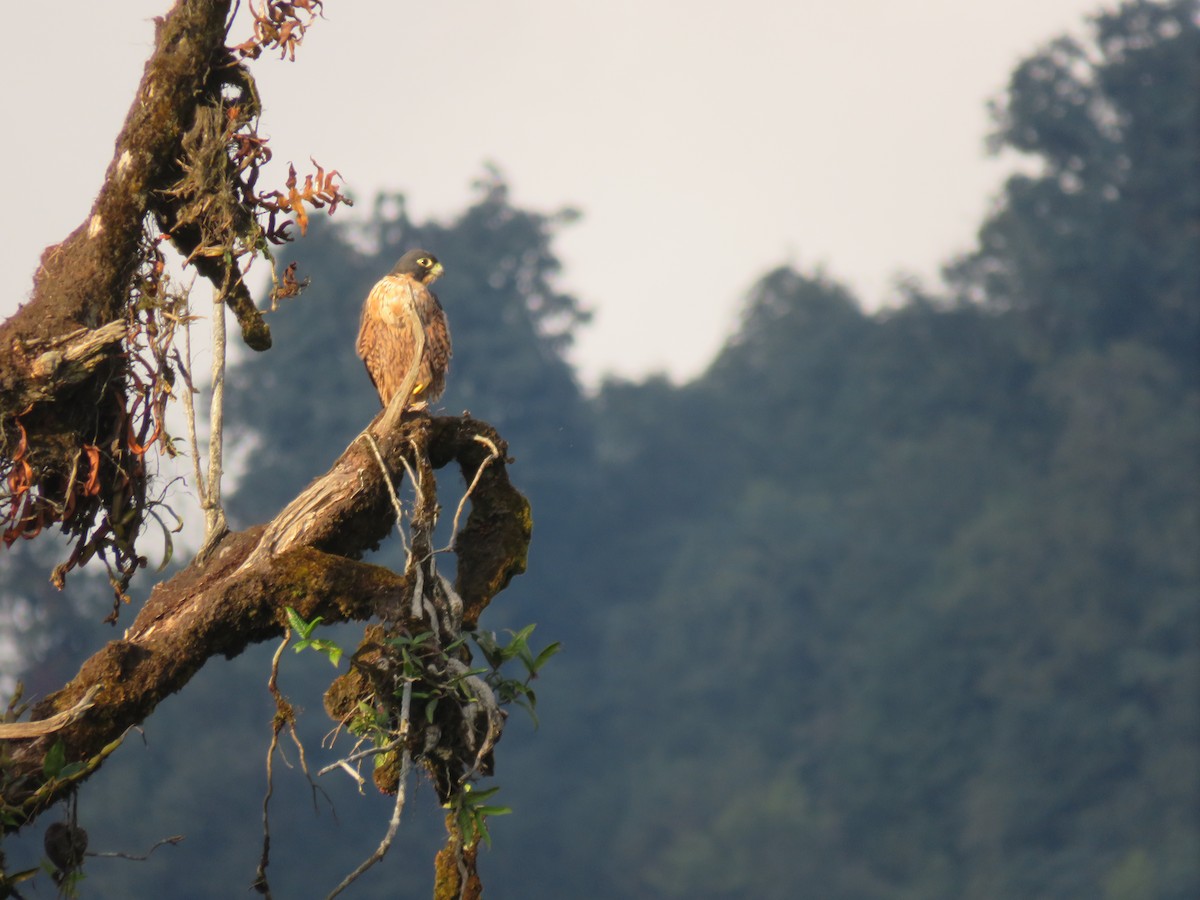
[3,0,1108,385]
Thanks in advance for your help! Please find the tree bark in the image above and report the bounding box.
[0,0,239,368]
[2,409,530,830]
[0,0,269,572]
[0,11,535,886]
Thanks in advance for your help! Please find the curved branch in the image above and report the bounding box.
[2,413,531,831]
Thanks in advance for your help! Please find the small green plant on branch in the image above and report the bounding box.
[283,608,559,854]
[473,625,562,728]
[286,606,345,668]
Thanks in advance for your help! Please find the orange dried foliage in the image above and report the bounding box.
[0,245,181,605]
[270,260,309,306]
[81,446,102,497]
[2,416,38,546]
[258,159,352,240]
[232,0,325,62]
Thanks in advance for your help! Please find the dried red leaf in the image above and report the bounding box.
[82,445,102,497]
[233,0,325,61]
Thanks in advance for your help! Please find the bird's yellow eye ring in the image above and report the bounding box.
[418,257,432,267]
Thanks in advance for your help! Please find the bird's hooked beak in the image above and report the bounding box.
[428,261,445,283]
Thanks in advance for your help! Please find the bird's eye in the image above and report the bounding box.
[418,257,432,268]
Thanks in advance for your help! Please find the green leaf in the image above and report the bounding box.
[147,506,183,572]
[388,630,434,649]
[465,785,502,803]
[502,624,537,662]
[457,805,474,842]
[472,630,503,668]
[309,639,343,667]
[530,641,562,673]
[58,762,86,779]
[43,740,66,778]
[285,606,322,640]
[508,623,537,645]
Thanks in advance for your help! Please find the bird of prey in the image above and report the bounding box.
[355,249,452,410]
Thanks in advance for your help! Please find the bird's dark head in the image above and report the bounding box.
[390,249,444,284]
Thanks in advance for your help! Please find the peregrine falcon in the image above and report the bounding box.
[355,249,452,409]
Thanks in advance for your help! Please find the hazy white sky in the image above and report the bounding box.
[3,0,1107,385]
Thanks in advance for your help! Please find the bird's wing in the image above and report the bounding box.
[422,290,452,381]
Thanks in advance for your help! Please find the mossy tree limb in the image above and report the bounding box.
[0,0,252,405]
[0,0,271,598]
[2,412,531,831]
[0,6,538,893]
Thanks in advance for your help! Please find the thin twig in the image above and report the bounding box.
[361,432,409,556]
[334,759,366,789]
[206,292,226,517]
[325,682,413,899]
[254,634,290,899]
[316,735,406,778]
[411,562,434,630]
[438,434,502,554]
[397,451,428,567]
[200,290,229,550]
[88,834,185,860]
[180,283,206,502]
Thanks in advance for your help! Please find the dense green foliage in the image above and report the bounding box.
[4,1,1196,896]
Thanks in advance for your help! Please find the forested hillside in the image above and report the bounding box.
[6,1,1196,897]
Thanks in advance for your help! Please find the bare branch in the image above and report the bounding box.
[325,682,413,899]
[181,291,208,501]
[0,686,101,740]
[361,432,410,556]
[88,834,185,861]
[440,434,502,554]
[315,736,406,778]
[197,296,230,560]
